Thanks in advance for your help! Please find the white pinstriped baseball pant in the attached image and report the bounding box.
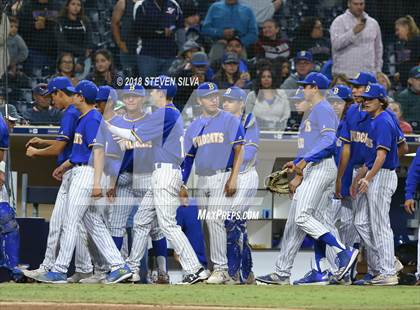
[275,157,338,276]
[127,164,201,274]
[52,166,126,274]
[196,171,232,270]
[366,169,398,276]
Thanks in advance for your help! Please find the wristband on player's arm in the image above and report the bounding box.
[0,161,5,173]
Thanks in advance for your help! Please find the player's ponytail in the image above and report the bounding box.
[395,15,420,40]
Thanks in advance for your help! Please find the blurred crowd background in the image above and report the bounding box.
[0,0,419,132]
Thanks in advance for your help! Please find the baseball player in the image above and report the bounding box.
[28,80,131,284]
[181,82,245,284]
[355,83,402,285]
[104,84,169,283]
[0,111,24,282]
[106,76,208,285]
[256,73,359,285]
[337,74,406,285]
[222,86,259,284]
[23,77,95,279]
[404,146,420,286]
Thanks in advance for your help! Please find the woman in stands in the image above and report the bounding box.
[55,0,93,74]
[246,68,290,131]
[51,52,79,86]
[87,49,121,87]
[291,16,331,64]
[394,15,420,88]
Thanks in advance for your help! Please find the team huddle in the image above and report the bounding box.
[0,68,417,286]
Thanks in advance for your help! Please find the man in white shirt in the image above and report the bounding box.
[330,0,383,78]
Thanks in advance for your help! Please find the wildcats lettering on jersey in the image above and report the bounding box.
[74,133,83,145]
[350,130,369,144]
[117,139,153,151]
[193,132,224,147]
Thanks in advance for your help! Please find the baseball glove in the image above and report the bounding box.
[264,169,289,194]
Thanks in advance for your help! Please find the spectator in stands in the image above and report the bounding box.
[395,66,420,129]
[174,51,214,110]
[330,73,348,86]
[168,40,201,76]
[111,0,139,75]
[254,19,290,61]
[51,52,79,86]
[203,0,258,63]
[23,84,61,125]
[246,68,290,130]
[211,36,250,75]
[376,72,394,98]
[330,0,383,78]
[239,0,282,27]
[86,49,121,87]
[213,52,251,89]
[18,0,59,77]
[133,0,183,78]
[7,17,28,75]
[280,51,314,90]
[395,15,420,88]
[292,17,331,64]
[0,89,22,123]
[0,12,10,78]
[55,0,92,75]
[388,101,413,134]
[175,0,202,50]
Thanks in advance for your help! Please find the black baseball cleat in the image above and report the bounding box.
[176,268,210,285]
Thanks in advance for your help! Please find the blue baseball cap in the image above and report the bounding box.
[151,75,177,98]
[96,85,117,102]
[122,84,146,97]
[327,85,353,101]
[223,86,246,101]
[297,72,330,89]
[45,76,76,95]
[409,66,420,79]
[348,72,377,86]
[75,80,98,102]
[289,87,305,101]
[295,51,313,63]
[361,83,387,100]
[197,82,219,98]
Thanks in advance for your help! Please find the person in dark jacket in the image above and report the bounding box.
[23,84,62,125]
[55,0,93,73]
[134,0,183,78]
[291,16,331,64]
[395,15,420,89]
[18,0,59,76]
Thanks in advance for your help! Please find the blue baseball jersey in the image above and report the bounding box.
[93,115,124,177]
[295,99,338,162]
[116,115,154,174]
[70,109,102,165]
[241,113,259,172]
[0,117,9,150]
[405,147,420,200]
[364,111,400,170]
[56,104,80,166]
[131,103,184,166]
[184,110,245,175]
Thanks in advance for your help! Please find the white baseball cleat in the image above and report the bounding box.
[371,274,398,286]
[79,273,107,284]
[206,269,231,284]
[68,272,93,283]
[23,266,49,278]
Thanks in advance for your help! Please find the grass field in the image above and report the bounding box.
[0,284,419,310]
